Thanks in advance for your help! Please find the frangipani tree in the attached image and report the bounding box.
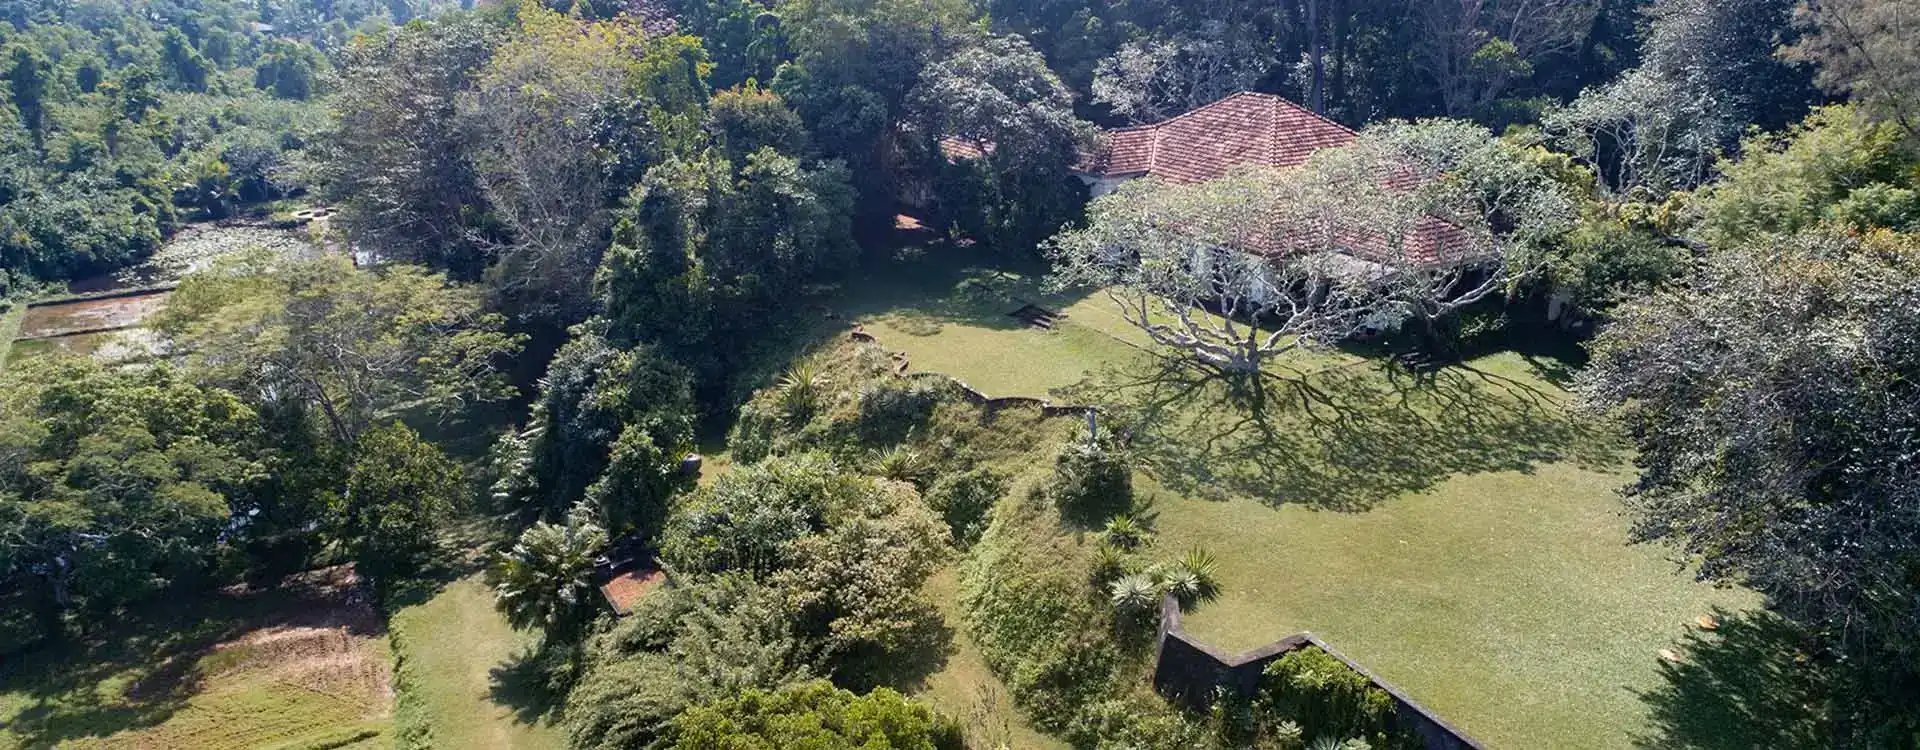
[1045,119,1577,372]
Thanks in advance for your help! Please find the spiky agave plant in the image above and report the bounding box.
[1101,513,1148,550]
[1109,572,1162,614]
[870,444,932,486]
[1091,542,1133,585]
[775,362,826,421]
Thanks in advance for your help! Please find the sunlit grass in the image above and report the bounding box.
[827,247,1760,749]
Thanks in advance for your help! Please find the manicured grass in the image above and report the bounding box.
[915,568,1070,750]
[0,570,393,750]
[386,575,566,750]
[829,249,1760,749]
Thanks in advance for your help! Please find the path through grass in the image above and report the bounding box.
[387,575,566,750]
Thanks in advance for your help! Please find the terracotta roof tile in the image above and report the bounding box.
[1078,93,1357,183]
[1081,93,1477,266]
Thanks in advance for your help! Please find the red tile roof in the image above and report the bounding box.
[1081,93,1481,267]
[1078,93,1358,182]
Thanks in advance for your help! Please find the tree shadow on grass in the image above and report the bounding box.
[1633,609,1833,749]
[2,566,384,748]
[1068,353,1622,510]
[489,643,568,728]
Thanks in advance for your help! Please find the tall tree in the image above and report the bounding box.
[1046,120,1578,371]
[461,5,710,327]
[0,360,261,646]
[1784,0,1920,140]
[156,251,524,446]
[319,12,506,278]
[339,422,463,580]
[1413,0,1600,118]
[1579,228,1920,741]
[1547,0,1816,193]
[910,33,1093,251]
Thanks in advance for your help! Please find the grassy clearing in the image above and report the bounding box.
[913,568,1071,750]
[386,575,565,750]
[826,248,1759,749]
[0,567,392,750]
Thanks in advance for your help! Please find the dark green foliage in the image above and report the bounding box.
[1258,647,1409,749]
[487,504,609,640]
[925,467,1007,547]
[493,330,695,531]
[568,575,817,750]
[598,145,856,399]
[0,360,262,648]
[1047,439,1133,526]
[855,378,940,444]
[667,679,963,749]
[1579,228,1920,741]
[319,11,507,278]
[340,423,463,579]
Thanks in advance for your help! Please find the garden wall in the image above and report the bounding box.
[1152,595,1485,750]
[848,326,1097,418]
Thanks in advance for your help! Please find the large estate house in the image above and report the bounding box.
[1071,92,1359,197]
[1060,92,1478,268]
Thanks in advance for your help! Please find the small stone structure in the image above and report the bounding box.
[1153,594,1485,750]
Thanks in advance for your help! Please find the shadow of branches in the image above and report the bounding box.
[1067,353,1622,510]
[1633,609,1833,749]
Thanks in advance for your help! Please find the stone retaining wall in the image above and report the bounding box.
[1152,595,1485,750]
[850,326,1098,418]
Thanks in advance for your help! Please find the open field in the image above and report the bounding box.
[0,566,392,750]
[827,248,1760,749]
[387,575,566,750]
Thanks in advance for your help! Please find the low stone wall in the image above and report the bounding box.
[849,326,1098,418]
[1152,595,1485,750]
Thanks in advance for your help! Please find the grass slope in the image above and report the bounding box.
[0,568,392,750]
[827,248,1759,749]
[386,575,565,750]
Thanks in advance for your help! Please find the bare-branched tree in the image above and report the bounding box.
[1046,120,1577,372]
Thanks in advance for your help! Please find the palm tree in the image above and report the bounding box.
[488,504,610,639]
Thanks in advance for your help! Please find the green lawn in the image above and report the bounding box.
[387,575,566,750]
[0,570,392,750]
[914,568,1071,750]
[827,248,1760,749]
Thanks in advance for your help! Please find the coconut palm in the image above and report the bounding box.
[488,503,610,639]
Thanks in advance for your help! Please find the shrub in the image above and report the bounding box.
[925,467,1008,547]
[1047,439,1132,525]
[1258,647,1410,749]
[857,378,942,443]
[667,680,963,749]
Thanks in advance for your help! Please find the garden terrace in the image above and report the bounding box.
[825,246,1758,748]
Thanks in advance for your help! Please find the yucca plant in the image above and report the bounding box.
[1162,547,1221,608]
[1090,542,1133,585]
[1109,572,1162,614]
[775,362,826,421]
[1101,513,1149,550]
[870,444,933,487]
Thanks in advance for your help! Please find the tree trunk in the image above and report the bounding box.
[1307,0,1326,113]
